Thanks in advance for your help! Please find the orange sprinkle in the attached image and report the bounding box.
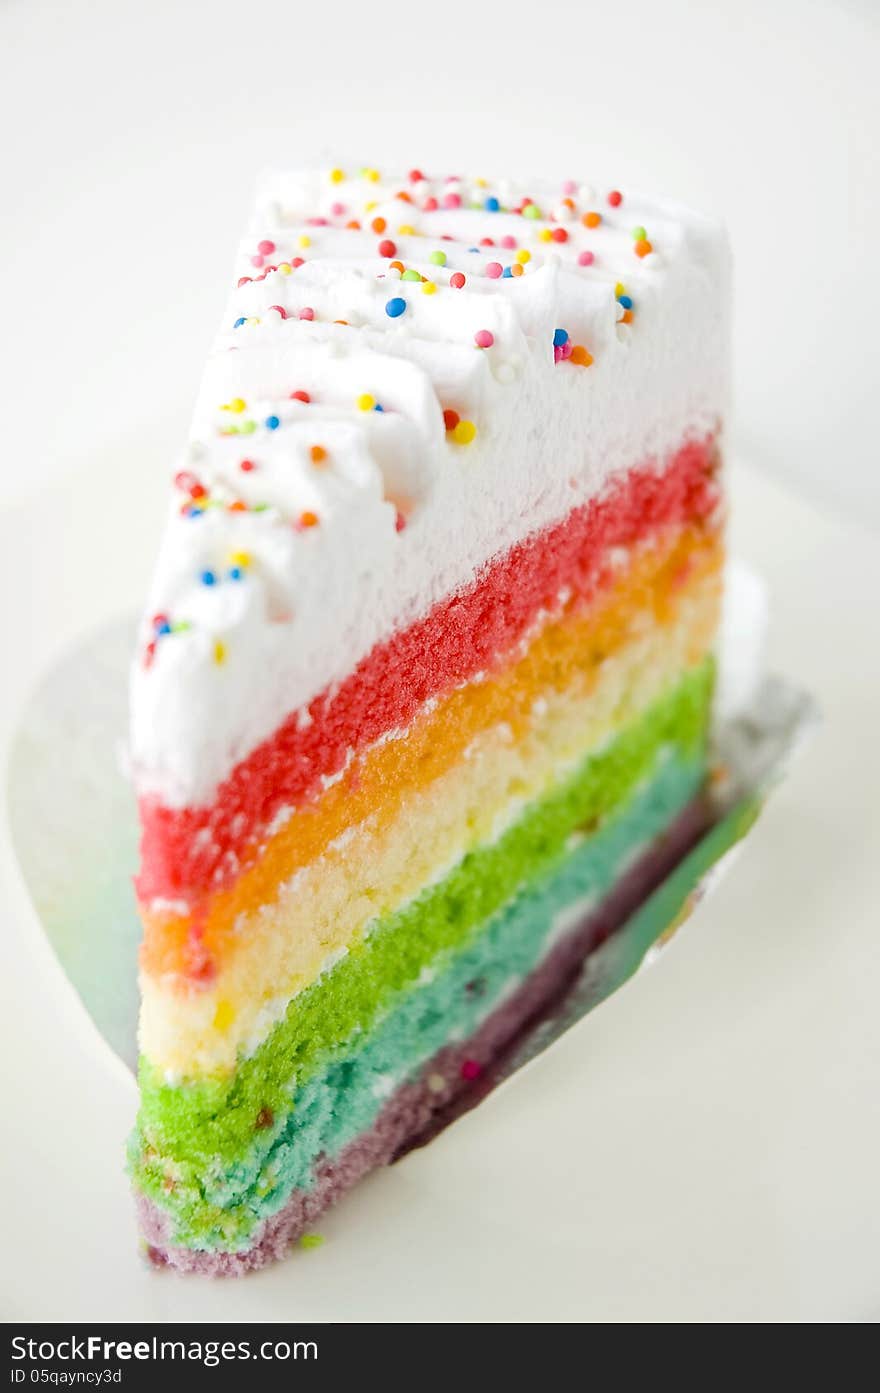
[621,309,634,324]
[299,511,319,528]
[310,445,327,464]
[635,238,653,258]
[396,190,412,203]
[228,500,247,512]
[371,216,386,233]
[346,220,361,230]
[570,345,594,367]
[562,197,575,210]
[510,262,524,277]
[583,211,601,228]
[389,259,404,273]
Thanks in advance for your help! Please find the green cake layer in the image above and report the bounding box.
[131,659,713,1246]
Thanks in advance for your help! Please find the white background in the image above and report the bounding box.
[1,0,879,1323]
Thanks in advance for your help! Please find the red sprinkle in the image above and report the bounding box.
[378,239,397,257]
[268,304,288,319]
[239,458,256,472]
[395,510,407,532]
[449,271,466,288]
[608,190,623,207]
[290,390,311,403]
[460,1059,482,1081]
[551,227,569,243]
[257,239,276,255]
[443,409,460,432]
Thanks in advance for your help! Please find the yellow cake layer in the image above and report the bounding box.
[140,566,720,1079]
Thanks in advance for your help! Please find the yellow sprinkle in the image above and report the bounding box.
[615,281,626,297]
[213,1000,235,1031]
[230,550,251,568]
[213,640,227,665]
[246,317,260,326]
[329,168,345,184]
[278,262,292,275]
[538,228,553,243]
[422,281,437,295]
[362,167,380,183]
[398,224,415,236]
[357,393,376,411]
[298,235,311,249]
[364,200,377,213]
[300,1234,324,1251]
[475,177,487,188]
[515,248,531,264]
[452,419,477,445]
[221,396,246,413]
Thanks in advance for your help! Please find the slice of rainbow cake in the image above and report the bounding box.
[129,168,729,1274]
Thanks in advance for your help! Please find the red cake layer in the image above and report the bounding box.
[137,435,720,905]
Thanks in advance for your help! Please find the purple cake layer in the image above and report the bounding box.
[140,793,710,1276]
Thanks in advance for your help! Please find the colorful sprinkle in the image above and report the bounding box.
[200,570,217,586]
[485,261,503,279]
[583,211,601,228]
[371,216,387,233]
[449,271,466,288]
[357,393,376,411]
[570,345,594,367]
[401,268,421,282]
[460,1059,482,1081]
[239,458,256,472]
[552,328,569,348]
[421,280,437,295]
[514,248,530,264]
[378,239,396,257]
[577,250,595,267]
[385,296,407,318]
[635,238,653,258]
[474,329,494,348]
[299,510,319,529]
[608,189,623,207]
[213,640,226,665]
[300,1234,324,1251]
[452,419,477,445]
[265,414,281,430]
[310,444,327,464]
[257,239,276,256]
[298,307,315,321]
[429,249,447,266]
[290,389,310,403]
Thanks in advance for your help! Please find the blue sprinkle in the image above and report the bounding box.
[617,294,633,310]
[552,328,569,348]
[265,414,281,430]
[385,297,407,318]
[468,246,480,253]
[484,196,500,212]
[185,506,204,519]
[200,570,217,586]
[502,265,513,278]
[228,567,244,581]
[233,317,246,328]
[155,621,172,636]
[373,403,384,412]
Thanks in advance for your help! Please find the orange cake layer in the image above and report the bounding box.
[141,520,723,988]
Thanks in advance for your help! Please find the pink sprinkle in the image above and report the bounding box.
[450,271,466,288]
[577,250,595,267]
[250,254,265,268]
[460,1059,482,1081]
[474,329,494,349]
[485,262,503,279]
[330,202,346,217]
[291,257,305,269]
[423,196,438,212]
[442,192,462,209]
[298,307,315,321]
[257,239,276,255]
[561,340,573,359]
[307,217,328,227]
[500,234,517,250]
[562,179,577,195]
[237,276,253,288]
[395,510,407,532]
[268,304,288,319]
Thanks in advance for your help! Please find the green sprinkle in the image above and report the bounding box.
[300,1234,324,1251]
[429,250,447,266]
[401,269,421,282]
[523,203,541,220]
[240,420,257,435]
[632,226,647,241]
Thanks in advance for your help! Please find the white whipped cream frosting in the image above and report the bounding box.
[130,168,729,809]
